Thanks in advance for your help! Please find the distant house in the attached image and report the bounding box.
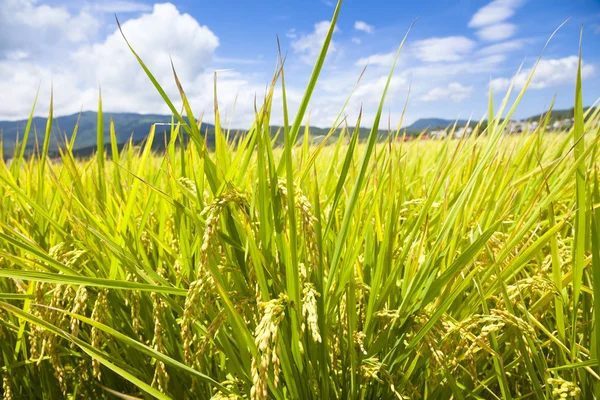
[506,120,527,133]
[505,120,540,134]
[430,129,447,139]
[455,126,473,139]
[549,118,573,131]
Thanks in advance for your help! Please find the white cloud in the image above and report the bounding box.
[291,21,339,64]
[213,56,262,65]
[476,23,517,41]
[0,0,100,59]
[6,51,29,61]
[89,1,152,13]
[478,39,524,55]
[0,3,223,120]
[0,2,311,128]
[469,0,524,28]
[1,0,572,132]
[421,82,473,102]
[72,4,218,87]
[411,36,476,62]
[286,29,297,39]
[352,37,362,45]
[313,70,411,127]
[469,0,523,43]
[0,61,81,119]
[356,52,397,67]
[353,75,408,99]
[402,54,505,80]
[354,21,374,34]
[490,56,595,92]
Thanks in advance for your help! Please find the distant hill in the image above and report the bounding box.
[1,106,595,158]
[0,111,394,156]
[406,118,470,131]
[526,106,592,123]
[405,106,597,131]
[0,112,215,154]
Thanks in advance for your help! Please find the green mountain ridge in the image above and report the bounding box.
[0,107,592,157]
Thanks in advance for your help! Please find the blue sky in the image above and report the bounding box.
[0,0,599,127]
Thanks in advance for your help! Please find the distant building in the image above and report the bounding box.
[455,126,473,139]
[505,120,540,134]
[430,129,447,139]
[506,120,527,133]
[549,118,573,131]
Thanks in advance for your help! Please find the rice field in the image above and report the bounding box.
[2,3,600,399]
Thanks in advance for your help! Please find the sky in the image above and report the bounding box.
[0,0,599,128]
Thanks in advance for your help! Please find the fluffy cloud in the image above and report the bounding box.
[88,1,153,13]
[0,3,224,120]
[476,23,517,41]
[411,36,476,62]
[478,39,524,55]
[352,37,362,45]
[490,56,595,91]
[0,2,325,127]
[286,29,297,39]
[468,0,524,28]
[70,3,220,117]
[73,4,218,84]
[356,52,397,67]
[421,82,473,102]
[291,21,339,64]
[3,0,586,132]
[469,0,523,42]
[0,0,100,60]
[313,70,411,128]
[0,61,80,118]
[354,21,374,34]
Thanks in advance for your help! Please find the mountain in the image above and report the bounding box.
[0,112,215,155]
[406,118,471,131]
[1,106,596,158]
[526,106,592,123]
[406,106,597,131]
[0,111,392,156]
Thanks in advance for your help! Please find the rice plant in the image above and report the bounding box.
[1,1,600,399]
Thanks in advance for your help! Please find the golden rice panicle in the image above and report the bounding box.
[196,310,226,360]
[39,283,70,394]
[28,282,47,360]
[151,265,169,394]
[547,377,581,398]
[277,180,319,270]
[181,186,247,365]
[301,282,321,343]
[70,285,88,337]
[2,374,13,400]
[211,377,244,400]
[251,294,287,400]
[181,199,221,364]
[90,288,109,380]
[125,272,142,339]
[0,310,5,341]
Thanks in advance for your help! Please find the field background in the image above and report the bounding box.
[1,4,600,399]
